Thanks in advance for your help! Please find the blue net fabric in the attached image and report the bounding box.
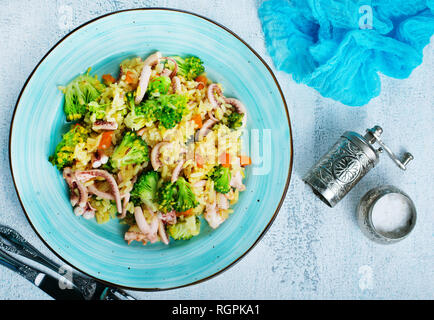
[258,0,434,106]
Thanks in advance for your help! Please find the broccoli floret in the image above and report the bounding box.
[173,177,199,213]
[226,112,244,129]
[49,125,89,170]
[125,93,188,131]
[156,177,199,213]
[156,181,177,213]
[130,171,160,211]
[63,72,105,121]
[147,76,171,97]
[88,101,107,120]
[124,92,159,131]
[124,92,146,131]
[209,165,232,194]
[110,131,149,169]
[172,56,205,80]
[167,215,201,240]
[156,94,188,129]
[129,94,188,130]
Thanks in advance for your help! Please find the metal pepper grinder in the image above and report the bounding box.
[303,126,413,207]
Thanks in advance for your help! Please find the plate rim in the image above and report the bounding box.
[9,7,294,291]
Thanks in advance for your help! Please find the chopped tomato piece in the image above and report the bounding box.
[219,153,231,168]
[196,83,205,90]
[239,155,252,166]
[191,114,203,128]
[102,74,116,84]
[98,131,114,150]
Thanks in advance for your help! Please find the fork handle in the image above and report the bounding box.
[0,249,84,299]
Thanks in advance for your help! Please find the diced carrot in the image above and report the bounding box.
[102,74,116,84]
[195,75,207,84]
[196,83,205,90]
[219,153,231,168]
[191,114,203,128]
[196,154,204,168]
[125,71,134,84]
[98,131,114,150]
[176,209,193,216]
[239,155,252,166]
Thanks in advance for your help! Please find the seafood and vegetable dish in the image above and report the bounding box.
[50,51,250,245]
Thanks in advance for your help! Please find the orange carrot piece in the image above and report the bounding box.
[125,71,134,84]
[98,131,114,150]
[102,74,116,84]
[219,153,231,168]
[195,75,207,84]
[196,154,205,168]
[239,155,252,166]
[191,114,203,128]
[176,209,193,216]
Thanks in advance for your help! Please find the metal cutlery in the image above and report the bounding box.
[0,225,135,300]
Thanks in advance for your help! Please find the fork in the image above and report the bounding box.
[0,224,135,300]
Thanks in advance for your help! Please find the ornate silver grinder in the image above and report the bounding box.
[303,126,413,207]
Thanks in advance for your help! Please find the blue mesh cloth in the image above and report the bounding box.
[258,0,434,106]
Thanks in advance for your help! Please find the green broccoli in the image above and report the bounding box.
[172,56,205,80]
[87,101,107,120]
[156,177,199,213]
[209,165,232,194]
[147,76,171,97]
[124,92,158,131]
[110,131,149,169]
[130,94,188,130]
[130,171,160,211]
[226,112,244,130]
[49,124,89,170]
[156,181,177,213]
[156,94,188,129]
[173,177,199,213]
[167,215,201,240]
[63,72,105,121]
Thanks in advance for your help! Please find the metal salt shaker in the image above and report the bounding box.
[303,126,413,207]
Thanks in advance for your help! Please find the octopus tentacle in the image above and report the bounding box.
[92,120,118,131]
[143,51,162,67]
[75,169,122,214]
[171,159,185,183]
[151,142,169,170]
[158,218,169,245]
[135,65,152,104]
[158,210,177,225]
[171,76,181,93]
[195,118,217,141]
[87,184,115,201]
[204,202,225,229]
[207,84,223,108]
[161,68,172,77]
[217,192,229,210]
[75,180,88,208]
[119,192,130,219]
[161,57,178,78]
[224,97,247,127]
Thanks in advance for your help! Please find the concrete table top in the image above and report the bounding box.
[0,0,432,300]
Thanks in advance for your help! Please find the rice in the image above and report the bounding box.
[65,53,247,235]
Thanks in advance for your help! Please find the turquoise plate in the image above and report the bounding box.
[10,8,293,290]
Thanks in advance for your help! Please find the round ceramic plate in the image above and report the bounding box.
[10,8,293,290]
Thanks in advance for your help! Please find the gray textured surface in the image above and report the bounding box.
[0,0,433,300]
